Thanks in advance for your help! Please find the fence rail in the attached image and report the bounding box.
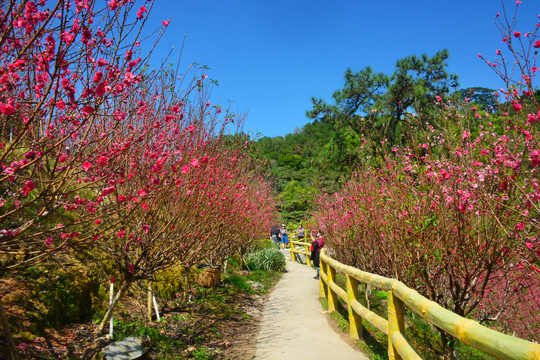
[289,239,311,263]
[303,249,540,360]
[287,229,311,263]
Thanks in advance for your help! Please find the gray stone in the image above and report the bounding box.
[246,281,264,291]
[102,336,149,360]
[252,294,264,306]
[243,306,261,318]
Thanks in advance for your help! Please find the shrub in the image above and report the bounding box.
[245,248,286,272]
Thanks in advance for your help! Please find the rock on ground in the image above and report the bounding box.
[100,335,149,360]
[247,280,265,292]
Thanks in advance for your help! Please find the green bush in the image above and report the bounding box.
[245,248,286,272]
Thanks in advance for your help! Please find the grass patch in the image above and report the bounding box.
[222,274,253,293]
[112,318,183,354]
[245,269,282,294]
[330,310,350,333]
[190,346,214,360]
[223,267,282,295]
[320,296,329,310]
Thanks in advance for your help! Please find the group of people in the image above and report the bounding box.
[269,224,324,280]
[270,224,289,249]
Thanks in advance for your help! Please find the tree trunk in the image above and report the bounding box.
[0,296,18,360]
[439,329,458,360]
[96,279,131,334]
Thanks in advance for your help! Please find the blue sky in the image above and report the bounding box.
[146,0,539,138]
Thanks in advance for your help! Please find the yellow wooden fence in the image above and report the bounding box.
[296,248,540,360]
[289,232,311,264]
[289,227,323,264]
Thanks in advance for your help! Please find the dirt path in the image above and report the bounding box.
[254,249,369,360]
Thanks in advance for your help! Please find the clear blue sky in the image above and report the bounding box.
[146,0,539,138]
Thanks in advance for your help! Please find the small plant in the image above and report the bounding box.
[171,313,191,322]
[191,346,214,360]
[245,248,286,272]
[320,297,329,310]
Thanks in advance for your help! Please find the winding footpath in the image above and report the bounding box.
[254,249,369,360]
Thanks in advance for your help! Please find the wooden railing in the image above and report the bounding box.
[288,230,310,264]
[306,249,540,360]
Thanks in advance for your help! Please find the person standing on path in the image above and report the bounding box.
[270,224,280,249]
[310,229,324,279]
[297,224,305,241]
[279,224,289,249]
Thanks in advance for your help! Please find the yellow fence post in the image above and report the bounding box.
[320,258,327,298]
[305,243,311,264]
[327,263,338,312]
[289,241,295,261]
[388,290,405,360]
[346,275,363,340]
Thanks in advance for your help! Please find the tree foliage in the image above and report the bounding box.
[0,0,275,346]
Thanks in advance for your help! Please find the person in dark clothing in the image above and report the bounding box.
[270,224,280,249]
[310,229,324,280]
